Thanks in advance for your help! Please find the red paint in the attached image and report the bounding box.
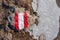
[24,12,28,28]
[14,12,19,30]
[14,12,28,30]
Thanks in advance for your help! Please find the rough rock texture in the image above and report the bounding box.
[0,29,36,40]
[56,0,60,8]
[0,0,60,40]
[0,0,38,40]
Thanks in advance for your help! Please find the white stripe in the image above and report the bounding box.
[18,13,24,30]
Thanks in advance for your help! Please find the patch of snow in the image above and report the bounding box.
[31,0,60,40]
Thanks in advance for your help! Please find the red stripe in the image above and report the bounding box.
[14,12,19,30]
[24,12,28,28]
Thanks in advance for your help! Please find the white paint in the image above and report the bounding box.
[18,13,24,30]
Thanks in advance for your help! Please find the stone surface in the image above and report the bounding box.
[0,0,60,40]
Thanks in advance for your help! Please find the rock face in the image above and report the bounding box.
[56,0,60,8]
[0,0,38,40]
[0,29,37,40]
[0,0,60,40]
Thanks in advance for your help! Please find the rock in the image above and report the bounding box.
[0,0,38,40]
[7,33,12,40]
[39,34,45,40]
[56,0,60,8]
